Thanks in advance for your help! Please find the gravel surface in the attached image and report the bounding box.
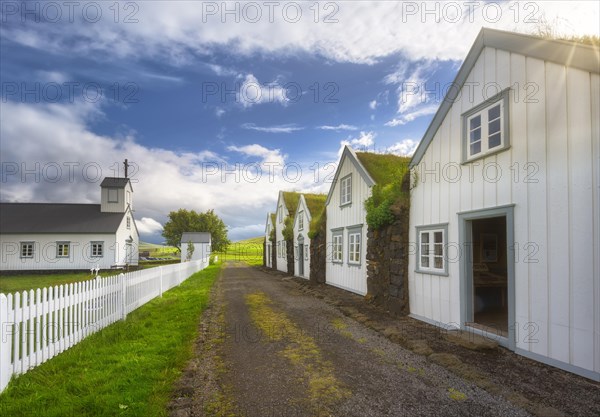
[170,263,544,416]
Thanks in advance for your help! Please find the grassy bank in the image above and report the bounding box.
[0,263,221,417]
[0,271,121,294]
[217,236,263,266]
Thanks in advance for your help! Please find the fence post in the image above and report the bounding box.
[120,273,127,321]
[159,266,163,297]
[0,293,12,393]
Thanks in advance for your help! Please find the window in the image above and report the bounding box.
[332,232,343,263]
[416,225,448,275]
[278,205,283,223]
[91,242,104,257]
[20,242,34,258]
[127,217,131,229]
[294,245,298,260]
[340,174,352,205]
[348,232,361,264]
[462,89,509,162]
[57,242,70,257]
[304,245,309,261]
[108,188,119,203]
[298,211,304,230]
[277,241,281,258]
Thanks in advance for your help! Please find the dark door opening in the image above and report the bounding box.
[467,216,508,337]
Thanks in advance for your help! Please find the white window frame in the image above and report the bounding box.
[415,224,448,275]
[57,241,70,258]
[277,241,281,258]
[91,241,104,257]
[331,230,343,263]
[127,216,131,229]
[347,228,362,265]
[298,211,304,231]
[108,188,119,203]
[20,242,34,258]
[278,205,284,223]
[304,244,309,261]
[462,89,510,163]
[340,174,352,206]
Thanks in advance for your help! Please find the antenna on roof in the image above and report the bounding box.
[123,159,130,178]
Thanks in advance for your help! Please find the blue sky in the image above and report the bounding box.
[1,1,598,243]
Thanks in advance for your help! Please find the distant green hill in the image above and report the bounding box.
[234,236,264,245]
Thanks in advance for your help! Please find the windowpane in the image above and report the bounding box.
[421,232,429,244]
[470,142,481,155]
[470,129,481,143]
[488,104,500,121]
[469,115,481,130]
[421,256,429,268]
[489,118,501,134]
[434,256,443,269]
[434,231,443,244]
[434,243,443,256]
[489,132,501,148]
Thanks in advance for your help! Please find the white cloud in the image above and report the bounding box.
[386,139,419,156]
[241,123,303,134]
[238,74,288,108]
[385,60,438,114]
[136,217,163,236]
[0,101,332,242]
[369,100,377,110]
[339,131,376,155]
[317,124,358,131]
[3,2,597,65]
[385,105,439,127]
[215,107,225,118]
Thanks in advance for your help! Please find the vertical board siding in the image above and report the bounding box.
[408,47,599,376]
[326,156,370,295]
[0,259,207,393]
[293,197,310,279]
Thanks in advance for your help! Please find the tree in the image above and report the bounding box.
[186,240,195,261]
[162,209,231,252]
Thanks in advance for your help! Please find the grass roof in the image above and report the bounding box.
[355,152,411,186]
[302,193,326,217]
[282,191,301,214]
[270,213,276,225]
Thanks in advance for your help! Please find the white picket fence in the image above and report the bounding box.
[0,259,208,393]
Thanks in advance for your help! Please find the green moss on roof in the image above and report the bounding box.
[355,152,411,186]
[282,191,301,214]
[355,152,412,230]
[270,213,276,225]
[302,193,326,216]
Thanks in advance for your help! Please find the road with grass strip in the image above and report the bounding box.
[169,263,530,417]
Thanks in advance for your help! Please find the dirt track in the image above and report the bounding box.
[168,262,599,417]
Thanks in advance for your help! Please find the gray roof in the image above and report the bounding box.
[0,203,126,234]
[181,232,211,244]
[100,177,131,188]
[410,28,600,168]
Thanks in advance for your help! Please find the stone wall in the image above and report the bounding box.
[309,232,326,284]
[366,203,410,316]
[286,238,295,275]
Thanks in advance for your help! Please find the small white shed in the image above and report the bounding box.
[408,28,599,380]
[180,232,211,269]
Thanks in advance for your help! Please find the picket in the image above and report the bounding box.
[0,259,207,393]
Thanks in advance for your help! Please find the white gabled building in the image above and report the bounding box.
[274,191,301,273]
[180,232,211,270]
[264,213,275,268]
[325,146,373,295]
[0,177,139,271]
[292,194,326,279]
[408,28,599,381]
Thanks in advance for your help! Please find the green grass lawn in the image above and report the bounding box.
[0,263,221,417]
[216,236,264,266]
[0,271,123,294]
[139,241,179,258]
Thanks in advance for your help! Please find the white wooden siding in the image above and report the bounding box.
[1,233,118,270]
[409,46,600,376]
[100,182,132,213]
[264,215,273,268]
[326,157,370,295]
[293,197,310,279]
[274,193,289,273]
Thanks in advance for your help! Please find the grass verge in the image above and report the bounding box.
[0,271,123,294]
[0,263,222,417]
